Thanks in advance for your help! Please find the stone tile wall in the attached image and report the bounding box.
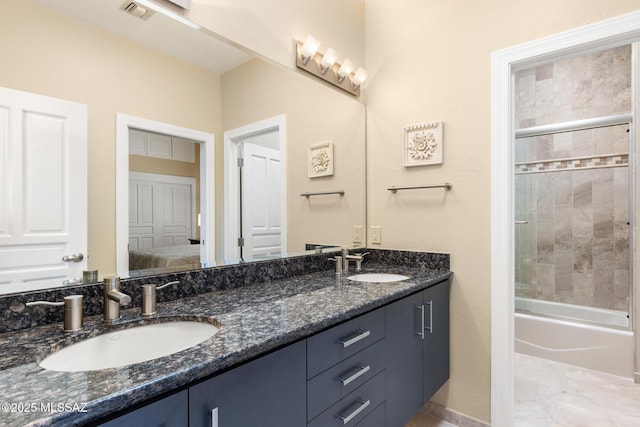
[514,46,631,312]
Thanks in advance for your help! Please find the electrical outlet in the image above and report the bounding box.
[371,226,382,244]
[352,226,363,243]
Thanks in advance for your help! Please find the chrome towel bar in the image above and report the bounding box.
[388,183,452,193]
[301,190,345,198]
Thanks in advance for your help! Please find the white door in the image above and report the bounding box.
[0,87,87,294]
[242,143,282,258]
[129,172,195,250]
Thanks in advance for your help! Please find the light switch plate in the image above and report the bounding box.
[371,226,381,244]
[352,226,363,243]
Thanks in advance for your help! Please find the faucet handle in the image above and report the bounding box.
[26,295,83,332]
[156,280,180,290]
[141,281,179,317]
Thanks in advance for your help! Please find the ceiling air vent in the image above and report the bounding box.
[120,1,154,20]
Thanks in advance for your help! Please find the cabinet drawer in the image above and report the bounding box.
[307,339,385,421]
[354,402,385,427]
[307,309,385,378]
[308,370,385,427]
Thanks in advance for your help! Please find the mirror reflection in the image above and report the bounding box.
[127,129,202,274]
[0,0,365,291]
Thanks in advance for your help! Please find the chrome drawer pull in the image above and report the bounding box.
[425,301,433,334]
[211,407,218,427]
[338,329,370,348]
[337,365,371,386]
[337,399,370,424]
[416,305,425,339]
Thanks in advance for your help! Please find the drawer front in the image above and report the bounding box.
[308,371,386,427]
[307,339,385,421]
[307,308,385,378]
[354,402,385,427]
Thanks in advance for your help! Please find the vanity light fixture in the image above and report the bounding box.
[295,35,367,96]
[351,67,368,90]
[299,35,321,65]
[130,0,200,30]
[319,48,337,74]
[336,58,354,83]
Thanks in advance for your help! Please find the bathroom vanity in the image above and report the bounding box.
[0,250,451,426]
[101,280,449,427]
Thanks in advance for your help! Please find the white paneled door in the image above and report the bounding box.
[129,172,196,250]
[0,87,87,294]
[242,143,282,258]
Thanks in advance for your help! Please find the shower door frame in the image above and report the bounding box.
[490,11,640,427]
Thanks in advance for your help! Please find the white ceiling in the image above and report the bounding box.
[34,0,253,74]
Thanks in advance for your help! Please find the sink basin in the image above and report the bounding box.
[39,321,219,372]
[347,273,410,283]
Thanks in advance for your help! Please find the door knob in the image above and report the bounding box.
[62,253,84,263]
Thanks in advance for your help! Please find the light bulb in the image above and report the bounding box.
[300,35,321,64]
[337,58,354,82]
[320,48,337,73]
[351,67,368,88]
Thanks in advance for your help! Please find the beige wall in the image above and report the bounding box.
[221,59,366,251]
[185,0,365,68]
[0,1,221,275]
[365,0,640,422]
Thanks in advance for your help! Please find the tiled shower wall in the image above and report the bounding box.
[514,46,631,312]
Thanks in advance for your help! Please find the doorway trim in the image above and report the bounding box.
[223,114,286,260]
[490,11,640,426]
[116,113,215,276]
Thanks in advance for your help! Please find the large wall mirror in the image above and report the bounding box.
[0,0,365,291]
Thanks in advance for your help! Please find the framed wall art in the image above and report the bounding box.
[402,121,443,167]
[308,142,334,178]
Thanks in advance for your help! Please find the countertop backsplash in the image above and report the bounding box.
[0,248,449,334]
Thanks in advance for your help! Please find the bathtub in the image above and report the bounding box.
[515,297,634,378]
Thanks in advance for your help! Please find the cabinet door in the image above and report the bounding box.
[97,389,188,427]
[423,279,450,401]
[385,291,423,427]
[189,341,306,427]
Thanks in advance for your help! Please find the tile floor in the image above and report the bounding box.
[406,411,457,427]
[403,352,640,427]
[515,352,640,426]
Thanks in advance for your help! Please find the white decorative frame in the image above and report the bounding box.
[491,11,640,427]
[308,142,334,178]
[402,121,443,166]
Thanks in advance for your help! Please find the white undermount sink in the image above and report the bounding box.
[347,273,410,283]
[39,321,219,372]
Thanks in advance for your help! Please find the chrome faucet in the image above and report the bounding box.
[103,276,131,324]
[329,255,344,274]
[345,252,370,272]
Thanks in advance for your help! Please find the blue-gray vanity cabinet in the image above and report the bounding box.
[385,279,450,427]
[188,340,306,427]
[423,279,450,400]
[306,306,386,426]
[97,389,188,427]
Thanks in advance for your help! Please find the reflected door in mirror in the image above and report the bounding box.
[0,87,87,294]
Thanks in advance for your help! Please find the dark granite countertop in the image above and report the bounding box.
[0,263,451,426]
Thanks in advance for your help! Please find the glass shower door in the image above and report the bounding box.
[514,123,631,328]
